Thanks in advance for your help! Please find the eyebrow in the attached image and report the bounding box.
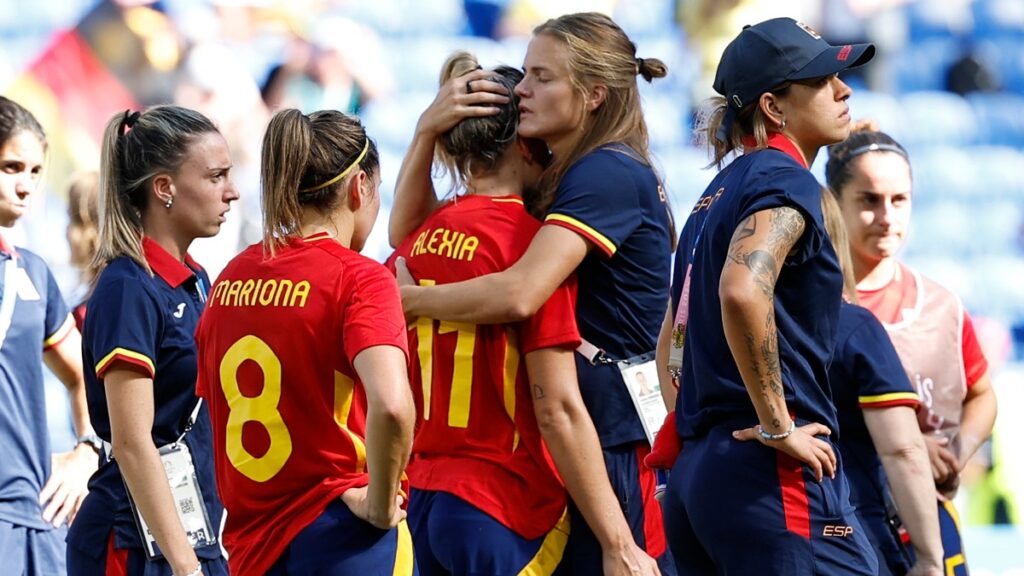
[854,189,912,197]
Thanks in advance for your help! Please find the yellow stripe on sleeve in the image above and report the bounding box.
[518,508,570,576]
[43,314,75,349]
[858,392,920,405]
[393,520,415,576]
[95,347,156,377]
[544,214,617,256]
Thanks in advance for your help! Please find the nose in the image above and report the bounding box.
[514,78,528,98]
[877,199,897,227]
[15,173,35,199]
[225,179,241,203]
[833,76,852,101]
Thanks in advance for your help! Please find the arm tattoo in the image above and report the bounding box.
[734,214,756,242]
[726,207,800,431]
[533,384,545,400]
[765,206,806,263]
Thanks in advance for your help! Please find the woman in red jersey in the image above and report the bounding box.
[194,109,416,575]
[389,51,657,576]
[390,14,675,575]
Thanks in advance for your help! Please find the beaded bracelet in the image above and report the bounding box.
[757,420,796,441]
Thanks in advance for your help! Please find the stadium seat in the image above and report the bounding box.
[972,0,1024,40]
[965,146,1024,200]
[904,0,974,42]
[910,145,980,200]
[968,93,1024,146]
[359,90,436,149]
[846,89,905,141]
[890,37,963,93]
[614,0,678,39]
[344,0,464,37]
[976,37,1024,94]
[655,145,717,224]
[642,92,688,151]
[898,91,978,146]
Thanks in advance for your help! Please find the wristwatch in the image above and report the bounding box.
[76,434,103,455]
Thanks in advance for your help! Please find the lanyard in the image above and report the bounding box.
[195,276,207,303]
[668,206,713,374]
[0,258,19,350]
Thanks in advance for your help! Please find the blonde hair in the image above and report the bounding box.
[698,81,793,169]
[435,51,522,191]
[67,171,100,285]
[260,108,379,254]
[529,12,667,214]
[820,187,858,303]
[95,106,219,274]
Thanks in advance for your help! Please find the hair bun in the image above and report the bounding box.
[635,56,668,83]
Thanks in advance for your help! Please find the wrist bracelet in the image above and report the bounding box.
[757,420,796,441]
[182,564,202,576]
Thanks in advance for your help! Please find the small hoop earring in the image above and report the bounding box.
[779,117,787,131]
[164,197,173,209]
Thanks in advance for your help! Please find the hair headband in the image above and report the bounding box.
[830,141,908,177]
[300,138,370,193]
[843,142,907,160]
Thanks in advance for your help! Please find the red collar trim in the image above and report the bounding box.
[303,231,334,242]
[0,233,16,258]
[741,132,808,169]
[142,236,198,288]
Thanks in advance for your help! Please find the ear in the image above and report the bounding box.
[586,84,607,112]
[152,174,174,207]
[758,92,785,128]
[346,171,369,211]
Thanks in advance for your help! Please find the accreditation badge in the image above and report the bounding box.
[126,441,217,559]
[618,351,669,446]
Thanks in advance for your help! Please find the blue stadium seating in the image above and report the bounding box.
[899,91,979,146]
[890,37,963,93]
[968,92,1024,146]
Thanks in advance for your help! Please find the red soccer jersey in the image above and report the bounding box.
[195,234,408,575]
[387,194,580,540]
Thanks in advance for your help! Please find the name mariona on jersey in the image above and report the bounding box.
[209,278,311,308]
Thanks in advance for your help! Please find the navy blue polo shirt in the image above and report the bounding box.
[67,237,223,559]
[672,134,842,439]
[829,302,919,510]
[543,144,672,447]
[0,234,74,530]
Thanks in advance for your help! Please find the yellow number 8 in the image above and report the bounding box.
[220,335,292,482]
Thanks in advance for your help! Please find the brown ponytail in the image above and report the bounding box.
[260,108,379,254]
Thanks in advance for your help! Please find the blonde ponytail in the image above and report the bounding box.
[261,109,313,253]
[95,112,147,273]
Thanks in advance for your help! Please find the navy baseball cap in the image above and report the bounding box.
[713,18,875,141]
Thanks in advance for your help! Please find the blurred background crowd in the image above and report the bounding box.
[1,0,1021,570]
